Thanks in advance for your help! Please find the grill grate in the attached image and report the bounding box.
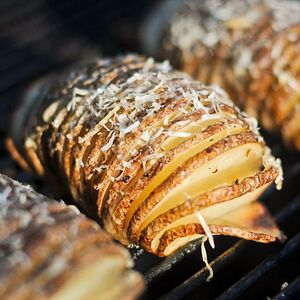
[0,1,299,299]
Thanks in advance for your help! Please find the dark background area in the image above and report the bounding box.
[0,1,299,299]
[0,0,157,185]
[0,0,157,131]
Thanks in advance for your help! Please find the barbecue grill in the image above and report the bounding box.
[0,1,299,299]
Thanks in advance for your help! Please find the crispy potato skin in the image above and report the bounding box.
[143,0,300,150]
[8,54,283,256]
[157,223,277,257]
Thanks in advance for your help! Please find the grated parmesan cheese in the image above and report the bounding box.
[122,121,140,135]
[101,133,115,152]
[122,161,133,169]
[167,131,192,138]
[262,147,283,190]
[142,152,165,162]
[140,131,151,142]
[163,115,169,126]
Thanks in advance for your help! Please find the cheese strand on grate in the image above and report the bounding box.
[201,236,214,282]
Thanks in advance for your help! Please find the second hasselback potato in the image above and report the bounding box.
[141,0,300,150]
[0,173,144,300]
[8,54,283,256]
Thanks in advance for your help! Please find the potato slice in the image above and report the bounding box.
[159,201,283,257]
[53,258,142,300]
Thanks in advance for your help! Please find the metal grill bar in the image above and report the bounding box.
[159,241,247,300]
[145,240,202,283]
[216,232,300,300]
[272,275,300,299]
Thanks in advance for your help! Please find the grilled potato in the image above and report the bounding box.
[141,0,300,150]
[8,54,283,256]
[0,173,144,300]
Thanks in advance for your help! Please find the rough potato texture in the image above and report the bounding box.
[0,173,143,300]
[8,54,283,256]
[142,0,300,150]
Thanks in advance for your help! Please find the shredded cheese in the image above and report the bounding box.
[196,211,215,249]
[142,152,165,162]
[201,236,214,282]
[122,161,133,169]
[101,133,115,152]
[167,131,192,138]
[122,121,140,135]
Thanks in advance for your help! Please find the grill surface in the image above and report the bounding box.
[0,1,299,299]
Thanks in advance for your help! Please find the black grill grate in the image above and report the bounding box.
[0,1,299,299]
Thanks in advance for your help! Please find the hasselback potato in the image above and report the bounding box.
[0,173,144,300]
[141,0,300,150]
[8,54,283,257]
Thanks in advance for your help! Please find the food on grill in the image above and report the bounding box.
[0,173,144,300]
[141,0,300,150]
[8,54,284,256]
